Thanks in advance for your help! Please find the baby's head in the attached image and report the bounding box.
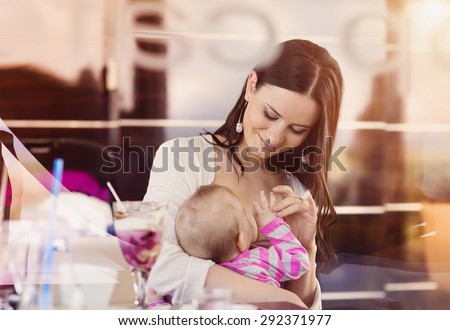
[175,184,257,263]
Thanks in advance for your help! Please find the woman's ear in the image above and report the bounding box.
[244,71,258,101]
[236,231,247,253]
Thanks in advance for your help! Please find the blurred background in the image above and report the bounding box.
[1,0,449,309]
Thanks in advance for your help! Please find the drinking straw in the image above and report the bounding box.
[0,166,7,225]
[106,181,126,213]
[40,158,64,309]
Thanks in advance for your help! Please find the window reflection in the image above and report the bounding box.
[0,0,449,309]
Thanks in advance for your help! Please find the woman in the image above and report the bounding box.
[144,39,344,308]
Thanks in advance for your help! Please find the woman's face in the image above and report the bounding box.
[240,72,320,160]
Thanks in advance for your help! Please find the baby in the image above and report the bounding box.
[175,184,310,288]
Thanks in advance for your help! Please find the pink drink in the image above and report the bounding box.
[112,201,167,308]
[115,225,163,271]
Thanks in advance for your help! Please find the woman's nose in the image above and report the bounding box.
[267,126,285,146]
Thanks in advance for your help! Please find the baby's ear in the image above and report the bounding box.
[236,232,247,253]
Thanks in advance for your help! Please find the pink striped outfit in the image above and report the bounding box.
[220,217,310,287]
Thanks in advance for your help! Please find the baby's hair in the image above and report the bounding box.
[175,184,241,263]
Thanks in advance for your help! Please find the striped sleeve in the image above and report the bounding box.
[259,217,310,282]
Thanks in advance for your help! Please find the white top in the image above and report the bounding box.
[144,135,322,308]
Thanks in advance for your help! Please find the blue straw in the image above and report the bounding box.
[40,158,64,309]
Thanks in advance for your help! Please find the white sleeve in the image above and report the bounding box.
[144,138,214,305]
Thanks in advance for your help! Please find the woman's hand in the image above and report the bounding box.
[271,185,318,250]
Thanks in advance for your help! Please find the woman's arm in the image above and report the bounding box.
[283,244,320,308]
[205,264,308,309]
[271,185,322,309]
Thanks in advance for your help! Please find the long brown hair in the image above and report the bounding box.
[204,39,344,262]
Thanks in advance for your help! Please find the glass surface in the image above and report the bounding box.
[1,0,450,310]
[113,201,167,308]
[7,221,86,310]
[0,224,14,310]
[192,288,234,310]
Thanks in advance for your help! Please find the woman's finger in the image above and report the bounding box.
[272,196,306,213]
[275,203,303,218]
[272,185,295,197]
[303,192,317,211]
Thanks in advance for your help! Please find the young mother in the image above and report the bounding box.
[144,39,344,309]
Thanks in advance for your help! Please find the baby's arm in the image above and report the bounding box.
[253,191,310,282]
[253,190,279,228]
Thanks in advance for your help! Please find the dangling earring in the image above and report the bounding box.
[301,154,309,165]
[235,101,247,133]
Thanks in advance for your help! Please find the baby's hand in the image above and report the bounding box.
[253,190,278,227]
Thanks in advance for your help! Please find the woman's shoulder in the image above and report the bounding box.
[152,135,215,183]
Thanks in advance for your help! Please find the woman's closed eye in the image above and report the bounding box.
[262,109,277,121]
[262,109,307,136]
[290,126,307,136]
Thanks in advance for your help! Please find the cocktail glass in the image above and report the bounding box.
[113,201,167,308]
